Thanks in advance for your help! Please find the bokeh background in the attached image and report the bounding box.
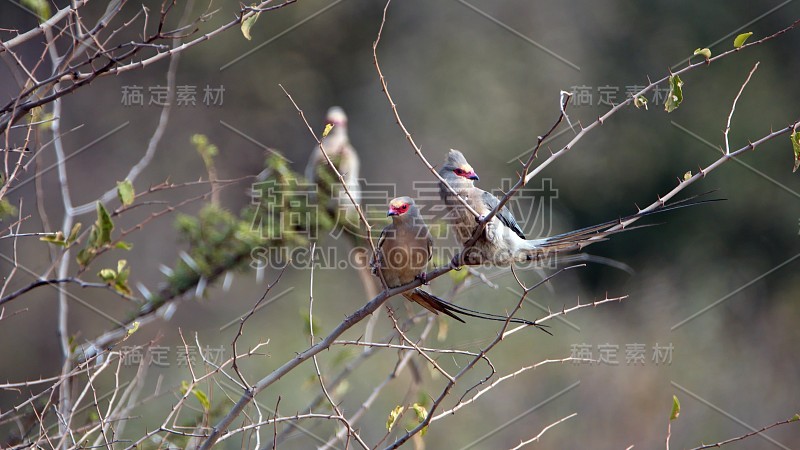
[1,0,799,448]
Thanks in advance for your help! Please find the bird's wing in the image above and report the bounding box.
[304,147,322,181]
[371,226,390,275]
[481,191,526,239]
[426,232,433,263]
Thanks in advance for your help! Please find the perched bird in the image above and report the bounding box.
[305,106,361,216]
[438,149,663,266]
[372,196,546,329]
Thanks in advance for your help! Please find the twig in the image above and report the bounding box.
[278,85,381,268]
[0,277,137,307]
[508,412,577,449]
[724,62,759,154]
[502,294,628,339]
[523,20,800,186]
[386,307,455,382]
[307,243,369,450]
[431,357,593,422]
[689,414,800,449]
[231,264,289,387]
[372,0,480,220]
[317,316,439,450]
[463,93,571,252]
[384,267,577,449]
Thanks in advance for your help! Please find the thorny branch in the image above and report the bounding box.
[4,2,800,448]
[198,9,800,449]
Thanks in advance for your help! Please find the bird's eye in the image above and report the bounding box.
[454,168,465,176]
[401,204,408,211]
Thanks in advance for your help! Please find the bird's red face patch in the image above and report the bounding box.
[325,118,347,127]
[388,202,410,216]
[453,165,479,181]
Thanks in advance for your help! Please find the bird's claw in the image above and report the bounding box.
[416,272,429,285]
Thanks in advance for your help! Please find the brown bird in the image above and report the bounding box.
[372,196,547,329]
[438,149,711,266]
[305,106,361,216]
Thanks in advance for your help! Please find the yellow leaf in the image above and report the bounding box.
[670,395,680,421]
[241,11,261,41]
[386,405,404,432]
[126,321,140,336]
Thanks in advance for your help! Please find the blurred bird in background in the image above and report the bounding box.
[305,106,361,218]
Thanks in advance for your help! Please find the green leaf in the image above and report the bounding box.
[693,48,711,59]
[114,281,132,296]
[38,112,54,130]
[683,171,692,181]
[322,123,334,138]
[126,321,140,337]
[734,32,753,48]
[76,248,94,268]
[241,11,261,41]
[670,395,681,421]
[386,405,404,432]
[192,387,211,412]
[117,179,135,206]
[633,95,648,110]
[192,134,218,158]
[0,198,18,219]
[790,129,800,173]
[664,75,684,113]
[411,403,429,436]
[115,241,133,250]
[301,310,321,337]
[113,260,132,295]
[68,335,77,354]
[67,222,82,245]
[98,268,117,282]
[21,0,51,21]
[191,134,218,179]
[411,403,428,422]
[94,202,114,246]
[40,231,66,246]
[790,413,800,422]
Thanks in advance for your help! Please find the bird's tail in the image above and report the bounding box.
[519,193,723,261]
[402,288,550,334]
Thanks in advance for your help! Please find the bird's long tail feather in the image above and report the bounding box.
[403,289,550,334]
[522,193,723,258]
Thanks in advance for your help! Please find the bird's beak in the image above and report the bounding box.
[468,172,480,181]
[387,209,398,216]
